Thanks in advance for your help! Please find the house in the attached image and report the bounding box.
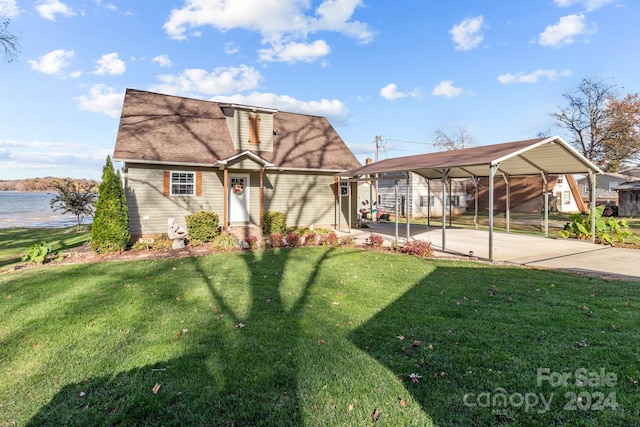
[467,174,584,213]
[617,182,640,217]
[112,89,361,238]
[377,173,466,218]
[576,172,639,206]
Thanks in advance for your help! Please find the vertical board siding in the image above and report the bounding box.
[124,164,224,235]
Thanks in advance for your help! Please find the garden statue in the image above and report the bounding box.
[167,218,188,249]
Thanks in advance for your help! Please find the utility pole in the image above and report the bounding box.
[374,135,383,210]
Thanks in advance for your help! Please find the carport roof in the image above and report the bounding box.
[340,136,602,179]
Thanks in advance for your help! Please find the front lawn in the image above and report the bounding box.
[0,227,91,270]
[1,248,639,426]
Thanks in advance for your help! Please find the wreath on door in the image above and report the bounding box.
[232,182,245,195]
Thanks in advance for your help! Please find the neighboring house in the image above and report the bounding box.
[112,89,361,237]
[467,175,583,213]
[576,172,638,206]
[617,182,640,217]
[377,172,467,218]
[620,166,640,179]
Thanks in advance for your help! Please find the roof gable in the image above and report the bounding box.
[113,89,361,172]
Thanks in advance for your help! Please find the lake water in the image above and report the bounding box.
[0,191,87,228]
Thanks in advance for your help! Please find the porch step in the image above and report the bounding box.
[224,224,263,241]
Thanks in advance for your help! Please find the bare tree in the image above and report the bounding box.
[0,19,20,63]
[432,126,471,151]
[552,77,640,171]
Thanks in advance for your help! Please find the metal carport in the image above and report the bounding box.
[338,136,603,261]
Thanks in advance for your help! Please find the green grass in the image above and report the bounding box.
[0,227,91,270]
[1,245,639,426]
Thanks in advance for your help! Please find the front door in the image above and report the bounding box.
[229,174,250,223]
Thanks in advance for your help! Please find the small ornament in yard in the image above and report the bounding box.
[167,218,189,249]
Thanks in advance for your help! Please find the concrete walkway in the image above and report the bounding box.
[335,222,640,281]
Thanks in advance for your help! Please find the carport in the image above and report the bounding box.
[338,136,603,261]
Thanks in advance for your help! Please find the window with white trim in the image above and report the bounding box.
[171,172,195,195]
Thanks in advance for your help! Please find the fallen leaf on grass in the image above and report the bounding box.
[152,383,161,394]
[412,340,421,348]
[371,408,381,422]
[409,373,422,383]
[348,403,354,411]
[576,339,588,348]
[396,335,405,341]
[399,398,407,407]
[628,376,638,386]
[317,339,326,346]
[236,323,245,329]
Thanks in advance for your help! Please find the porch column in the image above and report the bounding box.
[223,168,228,229]
[259,168,264,228]
[502,173,510,233]
[542,172,549,237]
[406,174,410,242]
[474,177,479,230]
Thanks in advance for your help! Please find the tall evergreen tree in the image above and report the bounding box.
[91,156,130,253]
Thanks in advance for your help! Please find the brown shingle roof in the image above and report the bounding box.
[113,89,361,171]
[340,137,602,179]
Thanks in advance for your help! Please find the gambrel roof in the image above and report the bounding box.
[113,89,361,172]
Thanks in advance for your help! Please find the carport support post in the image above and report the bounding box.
[542,173,549,237]
[405,172,411,242]
[442,169,449,253]
[394,180,399,242]
[502,173,510,233]
[489,164,499,261]
[473,177,479,230]
[589,170,597,242]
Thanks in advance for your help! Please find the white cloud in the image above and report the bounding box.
[152,54,172,68]
[36,0,75,21]
[163,0,374,63]
[432,80,464,98]
[0,0,20,17]
[92,53,126,75]
[94,0,117,11]
[552,0,613,12]
[259,39,330,63]
[449,16,485,51]
[539,14,592,48]
[224,42,239,54]
[75,84,124,118]
[213,92,349,125]
[150,65,262,97]
[379,83,421,101]
[497,69,572,84]
[29,49,75,75]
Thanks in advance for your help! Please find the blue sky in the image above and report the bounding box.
[1,0,639,180]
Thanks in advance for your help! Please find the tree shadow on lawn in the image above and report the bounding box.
[26,247,338,426]
[348,265,638,426]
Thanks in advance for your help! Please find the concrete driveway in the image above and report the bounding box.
[337,223,640,281]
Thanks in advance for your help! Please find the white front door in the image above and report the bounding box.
[229,174,250,222]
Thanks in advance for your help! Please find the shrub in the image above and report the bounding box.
[269,233,284,248]
[303,232,317,246]
[211,234,239,251]
[560,205,637,245]
[285,231,301,247]
[186,211,220,242]
[244,236,260,250]
[22,242,52,264]
[91,156,129,254]
[368,234,384,247]
[339,236,356,247]
[320,232,339,247]
[400,240,433,258]
[262,211,287,235]
[151,238,173,251]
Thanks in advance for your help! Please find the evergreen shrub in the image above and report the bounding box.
[185,211,220,242]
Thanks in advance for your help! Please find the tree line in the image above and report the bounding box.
[0,177,100,193]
